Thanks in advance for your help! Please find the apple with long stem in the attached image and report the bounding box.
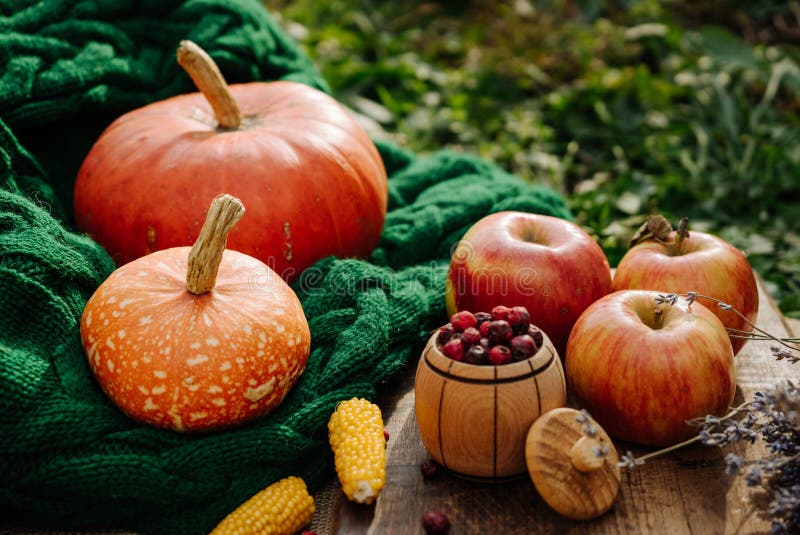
[613,216,758,355]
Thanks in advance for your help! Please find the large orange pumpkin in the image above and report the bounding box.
[74,41,388,282]
[80,195,311,432]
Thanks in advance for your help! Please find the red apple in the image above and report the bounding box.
[613,227,758,355]
[566,289,736,447]
[445,212,613,354]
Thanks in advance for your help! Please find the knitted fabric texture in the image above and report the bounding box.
[0,1,572,534]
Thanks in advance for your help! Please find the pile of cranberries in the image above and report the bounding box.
[436,306,544,365]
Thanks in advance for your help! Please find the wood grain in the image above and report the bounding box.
[334,275,799,534]
[413,332,566,479]
[525,408,620,521]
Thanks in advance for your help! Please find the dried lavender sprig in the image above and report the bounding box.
[617,401,755,469]
[727,329,800,344]
[721,450,800,481]
[773,347,800,364]
[618,451,645,470]
[655,292,800,359]
[691,293,798,353]
[618,381,800,532]
[617,435,703,469]
[575,409,600,438]
[594,443,611,458]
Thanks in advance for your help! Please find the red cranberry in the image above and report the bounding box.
[488,345,512,365]
[450,311,477,332]
[420,459,440,480]
[474,311,492,326]
[506,306,531,334]
[478,320,491,337]
[463,344,488,365]
[301,531,317,535]
[422,511,451,534]
[490,305,510,321]
[487,320,514,345]
[528,325,544,347]
[510,334,537,361]
[437,323,456,345]
[384,429,390,441]
[460,327,481,347]
[442,338,464,361]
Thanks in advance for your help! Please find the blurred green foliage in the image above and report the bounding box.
[264,0,800,317]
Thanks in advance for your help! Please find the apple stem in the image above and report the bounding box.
[674,216,690,255]
[176,40,243,130]
[653,305,664,330]
[186,194,245,295]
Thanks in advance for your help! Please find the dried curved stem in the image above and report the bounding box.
[186,194,245,295]
[618,401,755,469]
[689,293,800,354]
[176,40,243,129]
[674,216,690,255]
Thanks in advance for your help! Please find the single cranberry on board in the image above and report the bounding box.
[420,459,440,480]
[422,511,451,535]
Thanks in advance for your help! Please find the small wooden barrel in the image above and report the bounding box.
[414,329,567,480]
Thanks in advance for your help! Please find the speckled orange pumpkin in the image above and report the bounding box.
[80,195,311,432]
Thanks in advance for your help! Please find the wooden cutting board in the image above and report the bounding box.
[319,275,799,534]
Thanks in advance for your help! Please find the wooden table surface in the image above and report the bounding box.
[319,276,800,535]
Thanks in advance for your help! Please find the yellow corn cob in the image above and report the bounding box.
[210,476,315,535]
[328,397,387,504]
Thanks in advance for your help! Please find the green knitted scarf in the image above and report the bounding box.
[0,1,571,533]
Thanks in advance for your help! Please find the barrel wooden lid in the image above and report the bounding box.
[525,407,620,520]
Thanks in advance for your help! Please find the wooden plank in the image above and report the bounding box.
[332,275,799,533]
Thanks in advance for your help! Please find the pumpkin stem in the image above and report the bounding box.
[186,194,245,295]
[176,40,243,130]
